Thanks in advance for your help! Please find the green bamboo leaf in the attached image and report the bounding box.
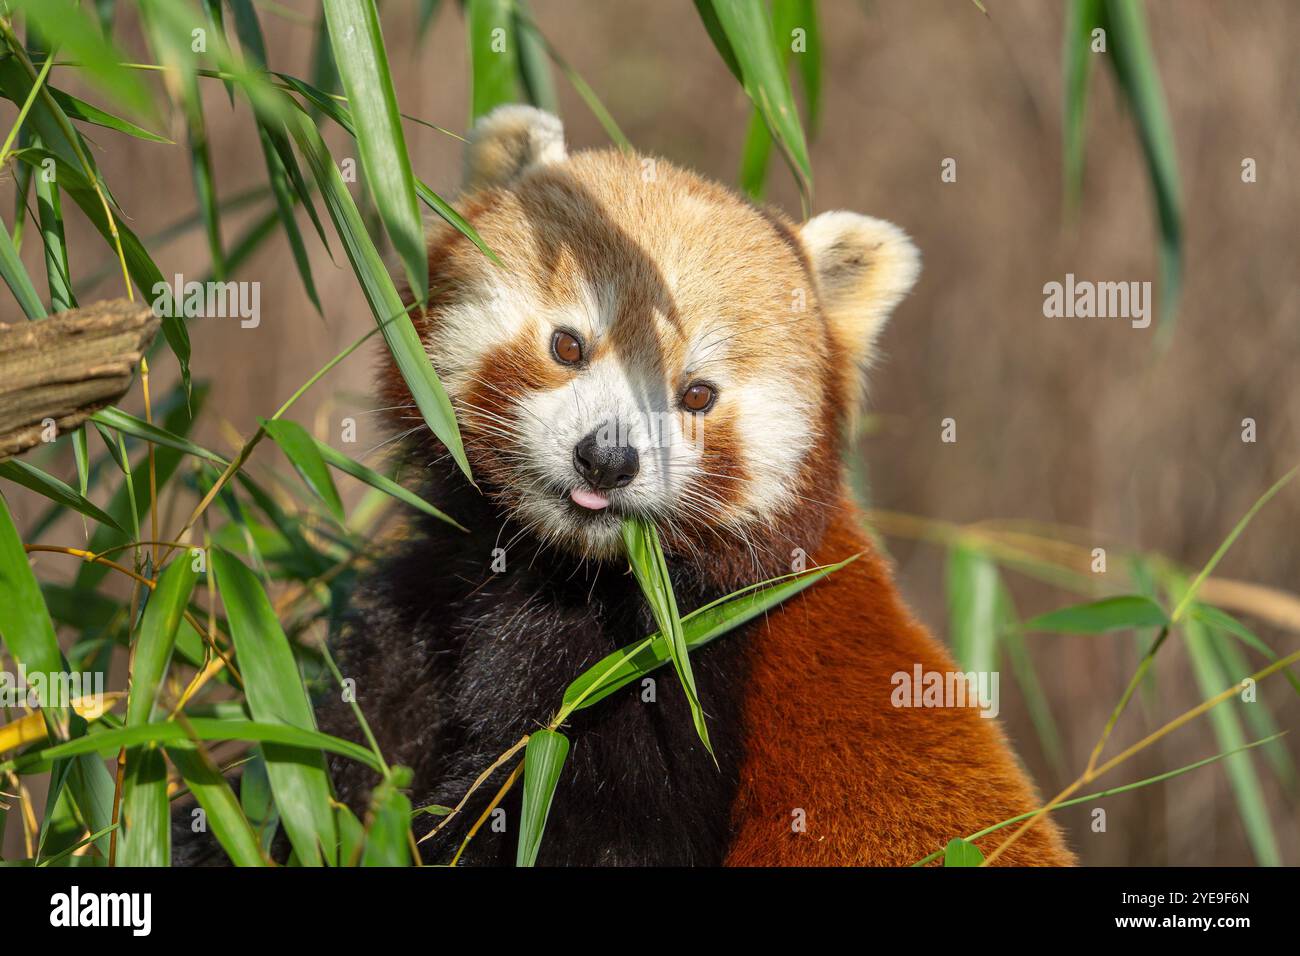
[119,559,198,866]
[416,0,444,42]
[696,0,812,213]
[0,492,114,859]
[1191,604,1300,698]
[288,112,472,482]
[942,836,984,866]
[260,418,345,522]
[0,459,125,533]
[741,0,819,199]
[136,1,225,278]
[273,71,497,261]
[1183,613,1280,865]
[516,730,569,867]
[1099,0,1182,340]
[997,584,1067,778]
[1170,465,1297,623]
[512,0,556,113]
[563,553,858,712]
[1062,0,1103,210]
[0,491,61,687]
[1207,628,1297,794]
[165,740,267,866]
[256,124,323,313]
[212,549,338,866]
[738,108,772,201]
[3,718,383,775]
[361,766,414,866]
[7,0,155,118]
[946,544,1000,674]
[74,386,211,592]
[336,802,364,865]
[313,438,466,530]
[1024,595,1168,634]
[0,209,46,318]
[508,11,629,151]
[126,560,198,722]
[784,0,821,135]
[31,137,75,312]
[240,748,280,852]
[621,518,711,757]
[90,406,227,465]
[47,87,171,144]
[118,747,169,866]
[466,0,519,120]
[323,0,428,303]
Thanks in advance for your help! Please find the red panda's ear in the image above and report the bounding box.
[463,105,567,191]
[800,211,920,402]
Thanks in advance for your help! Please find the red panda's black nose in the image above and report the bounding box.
[573,430,640,490]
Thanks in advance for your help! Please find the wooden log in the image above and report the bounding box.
[0,299,159,460]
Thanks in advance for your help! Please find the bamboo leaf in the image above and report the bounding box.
[323,0,429,303]
[6,0,155,118]
[0,459,125,533]
[466,0,519,120]
[0,209,46,319]
[512,0,556,113]
[3,718,382,775]
[118,747,169,866]
[361,766,414,866]
[1170,465,1297,622]
[313,437,466,530]
[126,558,199,726]
[621,517,711,757]
[1099,0,1182,340]
[563,552,858,712]
[1062,0,1103,210]
[946,544,1000,674]
[166,739,267,866]
[1183,613,1280,865]
[1025,595,1168,634]
[1191,604,1300,698]
[260,418,345,522]
[287,112,472,482]
[48,87,171,143]
[90,406,227,465]
[212,549,338,865]
[943,836,984,866]
[0,490,64,677]
[516,730,568,867]
[696,0,812,213]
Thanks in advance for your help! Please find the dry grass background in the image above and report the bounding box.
[3,0,1298,864]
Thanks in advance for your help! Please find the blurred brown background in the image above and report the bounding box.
[3,1,1298,864]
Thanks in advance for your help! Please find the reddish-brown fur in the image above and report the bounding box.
[726,504,1075,866]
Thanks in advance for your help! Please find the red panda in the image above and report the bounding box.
[313,105,1074,867]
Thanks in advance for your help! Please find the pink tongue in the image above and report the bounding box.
[570,488,610,511]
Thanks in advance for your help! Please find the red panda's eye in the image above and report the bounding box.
[682,382,715,413]
[552,330,583,365]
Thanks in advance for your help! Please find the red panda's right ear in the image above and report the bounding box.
[463,105,567,191]
[800,211,920,408]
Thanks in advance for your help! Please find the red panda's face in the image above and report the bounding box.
[387,108,920,566]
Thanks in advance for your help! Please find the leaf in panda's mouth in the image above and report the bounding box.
[620,516,714,761]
